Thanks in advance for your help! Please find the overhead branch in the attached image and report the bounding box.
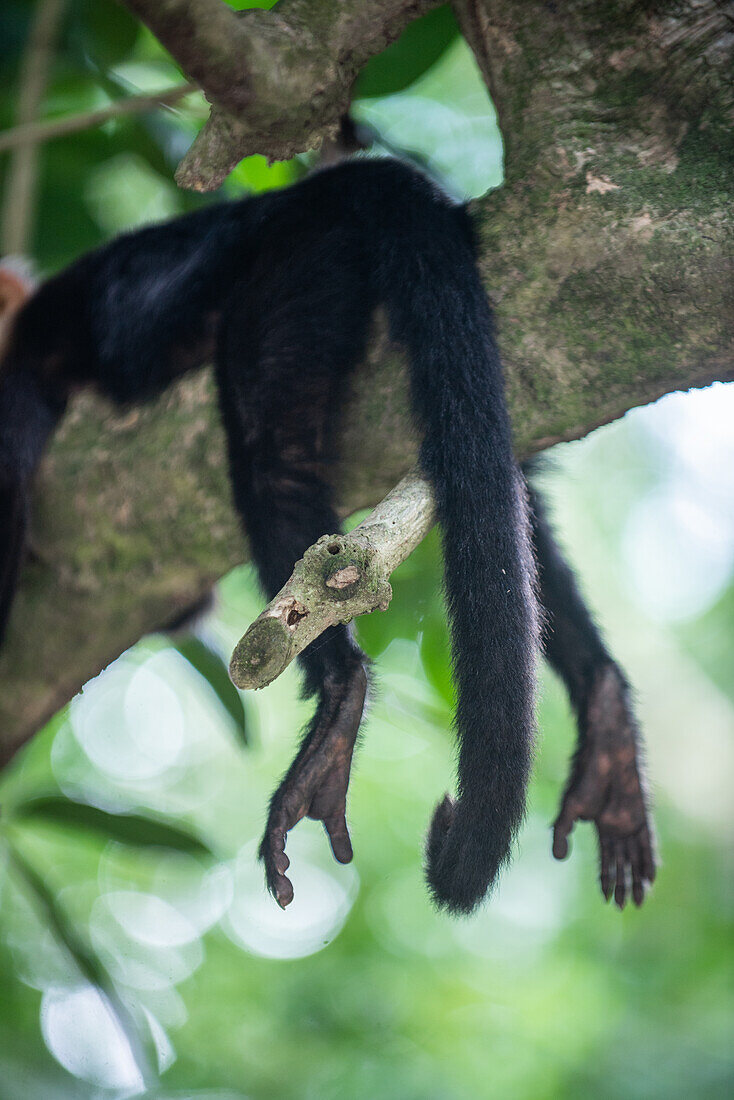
[0,84,197,155]
[121,0,253,114]
[1,0,66,255]
[121,0,441,190]
[230,471,435,690]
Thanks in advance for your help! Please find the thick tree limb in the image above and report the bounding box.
[120,0,257,116]
[121,0,441,189]
[0,84,197,155]
[230,470,435,690]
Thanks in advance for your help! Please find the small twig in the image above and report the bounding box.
[0,83,198,155]
[1,0,67,255]
[230,470,436,690]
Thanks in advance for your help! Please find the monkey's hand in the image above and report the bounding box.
[259,665,367,908]
[552,665,656,908]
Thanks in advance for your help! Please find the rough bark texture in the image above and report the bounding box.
[453,0,733,452]
[0,0,732,764]
[122,0,442,189]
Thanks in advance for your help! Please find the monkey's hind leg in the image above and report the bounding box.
[527,480,656,908]
[260,640,368,907]
[219,381,369,910]
[216,246,371,907]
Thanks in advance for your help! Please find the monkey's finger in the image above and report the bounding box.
[263,855,295,910]
[614,841,628,909]
[552,798,579,859]
[628,837,645,907]
[599,835,614,901]
[272,870,294,909]
[265,823,291,873]
[324,813,353,864]
[639,825,657,884]
[260,824,295,908]
[273,847,291,877]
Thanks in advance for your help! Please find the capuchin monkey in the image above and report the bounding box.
[0,158,655,913]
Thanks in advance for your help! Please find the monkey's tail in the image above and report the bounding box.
[375,168,539,913]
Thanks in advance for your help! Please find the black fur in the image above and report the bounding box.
[524,475,612,710]
[1,158,618,913]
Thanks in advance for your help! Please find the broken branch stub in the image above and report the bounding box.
[229,470,436,690]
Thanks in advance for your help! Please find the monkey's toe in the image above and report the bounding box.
[599,822,656,909]
[259,817,296,908]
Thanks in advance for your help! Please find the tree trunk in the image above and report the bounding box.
[0,0,731,765]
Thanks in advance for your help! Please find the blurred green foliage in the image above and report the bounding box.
[1,4,733,1099]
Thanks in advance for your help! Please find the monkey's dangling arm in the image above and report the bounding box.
[215,232,372,908]
[526,480,657,908]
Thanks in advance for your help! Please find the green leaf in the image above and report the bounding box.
[226,154,303,196]
[14,797,214,856]
[224,0,278,9]
[170,635,249,744]
[354,6,460,100]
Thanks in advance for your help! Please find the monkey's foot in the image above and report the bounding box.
[259,665,367,908]
[552,664,657,909]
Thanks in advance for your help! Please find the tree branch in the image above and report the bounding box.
[1,0,66,255]
[0,0,731,766]
[121,0,253,114]
[121,0,441,190]
[230,470,435,690]
[0,84,198,155]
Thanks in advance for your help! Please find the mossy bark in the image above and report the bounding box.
[453,0,733,450]
[1,0,731,764]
